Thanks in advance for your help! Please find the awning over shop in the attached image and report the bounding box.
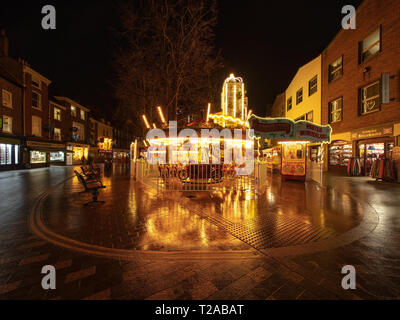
[249,115,331,143]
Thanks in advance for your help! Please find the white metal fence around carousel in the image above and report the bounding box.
[132,159,268,194]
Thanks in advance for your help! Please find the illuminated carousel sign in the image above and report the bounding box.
[248,115,331,143]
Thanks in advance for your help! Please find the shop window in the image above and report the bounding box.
[71,105,77,117]
[308,76,317,96]
[330,144,352,167]
[2,89,12,108]
[32,116,42,137]
[73,147,88,161]
[296,88,303,105]
[30,150,46,164]
[329,97,343,123]
[0,144,13,165]
[32,91,41,109]
[359,81,380,115]
[2,116,12,133]
[15,145,19,164]
[50,152,64,162]
[80,110,85,120]
[54,107,62,121]
[287,97,292,111]
[328,56,343,82]
[359,28,380,64]
[54,128,61,141]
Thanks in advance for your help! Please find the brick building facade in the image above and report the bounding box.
[321,0,400,174]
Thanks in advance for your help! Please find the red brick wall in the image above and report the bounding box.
[0,76,23,135]
[24,73,50,139]
[321,0,400,134]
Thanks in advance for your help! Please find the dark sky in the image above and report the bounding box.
[1,0,363,120]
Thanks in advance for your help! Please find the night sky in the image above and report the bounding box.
[1,0,363,120]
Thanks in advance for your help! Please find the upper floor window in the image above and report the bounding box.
[32,116,42,137]
[359,28,380,64]
[296,88,303,105]
[2,89,12,108]
[359,81,380,115]
[54,128,61,141]
[328,56,343,82]
[306,111,314,122]
[32,91,41,109]
[329,97,343,123]
[71,106,77,117]
[80,110,85,120]
[32,77,41,89]
[287,97,292,111]
[295,115,305,121]
[2,116,13,133]
[308,76,317,96]
[54,107,62,121]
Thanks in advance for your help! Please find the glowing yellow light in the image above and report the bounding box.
[241,83,244,120]
[233,84,237,118]
[152,123,157,129]
[229,73,234,79]
[246,109,252,120]
[142,115,150,129]
[206,103,211,122]
[157,106,166,124]
[208,114,249,127]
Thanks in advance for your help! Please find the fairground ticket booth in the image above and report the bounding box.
[249,116,331,181]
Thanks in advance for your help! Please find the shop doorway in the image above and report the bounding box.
[358,140,394,175]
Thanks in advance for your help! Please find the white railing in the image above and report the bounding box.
[132,159,269,194]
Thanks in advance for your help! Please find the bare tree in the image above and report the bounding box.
[114,0,222,135]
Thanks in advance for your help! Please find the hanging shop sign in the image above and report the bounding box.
[351,125,393,140]
[381,73,390,105]
[248,115,331,143]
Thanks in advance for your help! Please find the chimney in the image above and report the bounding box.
[0,29,9,57]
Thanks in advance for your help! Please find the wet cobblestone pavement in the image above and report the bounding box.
[1,165,400,299]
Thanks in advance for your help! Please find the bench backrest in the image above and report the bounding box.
[74,170,88,191]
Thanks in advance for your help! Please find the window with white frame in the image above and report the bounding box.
[54,128,61,141]
[32,91,41,109]
[32,116,42,136]
[32,77,41,89]
[54,107,62,121]
[359,81,380,115]
[308,76,317,96]
[71,105,77,117]
[329,97,343,123]
[287,97,292,111]
[73,122,84,141]
[2,116,12,133]
[2,89,12,108]
[296,88,303,105]
[328,56,343,82]
[359,28,380,64]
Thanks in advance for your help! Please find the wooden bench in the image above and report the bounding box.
[74,170,106,206]
[81,166,100,180]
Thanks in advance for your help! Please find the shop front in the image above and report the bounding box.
[329,141,353,172]
[0,136,22,171]
[67,143,89,165]
[113,148,130,163]
[352,124,395,176]
[25,140,66,168]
